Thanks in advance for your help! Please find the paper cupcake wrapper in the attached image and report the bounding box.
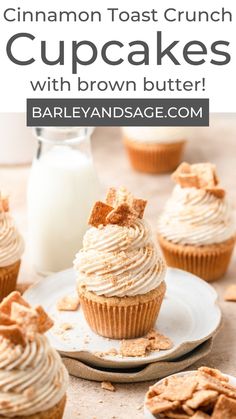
[123,138,186,174]
[79,282,166,339]
[9,395,67,419]
[38,395,66,419]
[158,235,235,282]
[0,260,21,301]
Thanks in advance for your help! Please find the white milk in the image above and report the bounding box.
[28,145,100,274]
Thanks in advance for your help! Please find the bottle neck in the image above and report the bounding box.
[34,127,93,159]
[34,127,92,144]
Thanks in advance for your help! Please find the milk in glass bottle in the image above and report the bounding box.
[28,127,100,274]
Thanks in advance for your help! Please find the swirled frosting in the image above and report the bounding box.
[0,212,24,267]
[123,127,188,143]
[158,185,235,246]
[74,219,166,297]
[0,334,68,417]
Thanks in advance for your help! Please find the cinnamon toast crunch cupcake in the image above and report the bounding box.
[157,163,235,282]
[0,291,68,419]
[74,187,166,339]
[0,194,24,300]
[123,127,187,174]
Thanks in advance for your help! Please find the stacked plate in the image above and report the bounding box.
[24,268,221,383]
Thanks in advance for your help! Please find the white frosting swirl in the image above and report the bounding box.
[158,185,235,246]
[74,219,166,297]
[0,213,24,267]
[123,127,188,144]
[0,334,68,417]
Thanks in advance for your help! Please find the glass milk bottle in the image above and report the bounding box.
[27,127,100,275]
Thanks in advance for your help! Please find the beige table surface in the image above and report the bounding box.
[1,114,236,419]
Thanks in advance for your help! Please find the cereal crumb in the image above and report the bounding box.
[224,284,236,302]
[60,323,73,331]
[101,381,116,392]
[56,295,80,311]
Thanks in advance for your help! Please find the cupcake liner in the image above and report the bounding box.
[0,395,67,419]
[158,235,235,282]
[0,260,21,301]
[78,282,166,339]
[123,138,186,174]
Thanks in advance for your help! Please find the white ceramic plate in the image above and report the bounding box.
[24,267,221,368]
[62,339,213,383]
[144,370,236,418]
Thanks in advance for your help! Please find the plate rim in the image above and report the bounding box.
[62,338,213,383]
[23,267,222,367]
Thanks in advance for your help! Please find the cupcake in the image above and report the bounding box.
[122,127,187,174]
[74,187,166,339]
[157,162,235,282]
[0,194,24,300]
[0,291,68,418]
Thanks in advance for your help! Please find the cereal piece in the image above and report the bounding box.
[161,412,189,418]
[161,375,198,402]
[172,162,198,188]
[35,306,54,333]
[146,329,173,350]
[56,295,80,311]
[173,162,191,175]
[105,187,117,206]
[205,188,225,199]
[224,285,236,302]
[106,203,138,227]
[199,367,229,382]
[197,372,236,399]
[101,381,116,392]
[0,292,30,316]
[172,162,224,197]
[105,348,118,356]
[0,313,16,326]
[116,187,132,205]
[147,383,169,399]
[182,404,195,415]
[192,412,211,418]
[132,198,147,218]
[11,302,38,333]
[0,325,26,346]
[120,338,149,357]
[94,352,104,358]
[88,201,113,228]
[212,395,236,418]
[176,173,199,188]
[186,390,218,409]
[192,163,218,188]
[0,195,9,212]
[146,397,180,415]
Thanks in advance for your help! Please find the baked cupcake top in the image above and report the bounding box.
[158,162,235,246]
[0,195,24,267]
[74,187,166,297]
[123,127,187,144]
[0,291,68,417]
